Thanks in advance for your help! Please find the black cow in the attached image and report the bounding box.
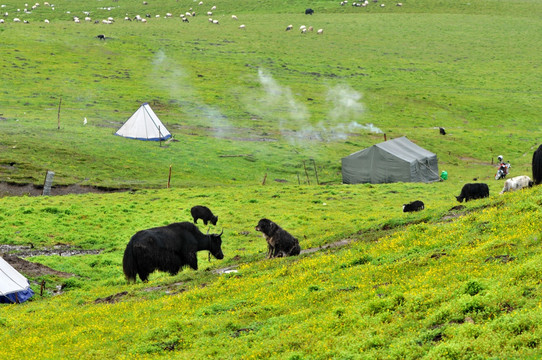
[403,200,425,212]
[305,8,314,15]
[532,144,542,185]
[122,222,224,283]
[255,218,301,258]
[191,205,218,225]
[456,183,489,203]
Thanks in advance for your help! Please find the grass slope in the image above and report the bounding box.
[0,184,541,359]
[0,0,541,358]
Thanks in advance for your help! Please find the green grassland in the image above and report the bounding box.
[1,0,542,358]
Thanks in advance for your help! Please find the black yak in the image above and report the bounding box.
[255,218,301,258]
[439,127,446,135]
[532,144,542,185]
[123,222,224,283]
[190,205,218,225]
[403,200,425,212]
[96,34,106,40]
[456,183,489,203]
[305,8,314,15]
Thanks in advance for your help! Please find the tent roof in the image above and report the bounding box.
[115,103,172,141]
[375,136,436,162]
[345,136,436,162]
[0,257,30,297]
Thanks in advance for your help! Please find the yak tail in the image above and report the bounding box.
[122,240,137,283]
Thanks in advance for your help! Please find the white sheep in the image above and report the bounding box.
[13,17,20,22]
[165,12,172,17]
[239,24,245,29]
[211,5,216,10]
[212,19,219,24]
[285,24,293,31]
[317,28,324,34]
[44,19,49,23]
[231,14,238,20]
[299,25,306,30]
[207,11,212,16]
[0,19,4,23]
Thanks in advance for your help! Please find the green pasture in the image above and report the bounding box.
[0,0,542,358]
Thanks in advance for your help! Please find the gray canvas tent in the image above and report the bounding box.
[115,103,171,141]
[342,136,439,184]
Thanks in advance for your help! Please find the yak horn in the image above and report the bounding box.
[218,229,224,236]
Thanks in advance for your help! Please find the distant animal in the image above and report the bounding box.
[122,222,224,282]
[500,175,533,194]
[456,183,489,203]
[532,144,542,185]
[439,127,446,135]
[191,205,218,225]
[305,8,314,15]
[96,34,105,40]
[317,28,324,35]
[403,200,425,212]
[182,17,189,22]
[255,218,301,258]
[285,24,293,31]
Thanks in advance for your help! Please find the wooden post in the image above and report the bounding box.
[312,159,320,185]
[167,165,172,188]
[262,173,267,185]
[383,133,387,141]
[303,161,310,185]
[57,98,62,130]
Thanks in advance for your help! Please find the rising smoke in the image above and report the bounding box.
[252,68,382,144]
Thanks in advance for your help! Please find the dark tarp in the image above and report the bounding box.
[342,136,440,184]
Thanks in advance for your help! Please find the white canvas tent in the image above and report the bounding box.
[0,256,34,304]
[115,103,172,141]
[342,136,440,184]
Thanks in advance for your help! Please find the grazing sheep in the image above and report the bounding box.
[211,5,216,10]
[308,26,313,32]
[207,11,212,16]
[0,19,4,23]
[182,17,189,22]
[239,24,245,29]
[43,19,49,23]
[212,19,219,24]
[13,17,20,22]
[231,14,237,20]
[285,24,293,31]
[165,12,172,17]
[317,28,324,34]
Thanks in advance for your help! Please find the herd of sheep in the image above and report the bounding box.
[0,1,405,29]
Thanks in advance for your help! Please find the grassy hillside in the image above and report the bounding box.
[1,0,542,358]
[0,184,541,359]
[0,0,540,187]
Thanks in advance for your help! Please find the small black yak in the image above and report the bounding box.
[305,8,314,15]
[403,200,425,212]
[456,183,489,203]
[190,205,218,226]
[532,144,542,185]
[123,222,224,283]
[255,218,301,258]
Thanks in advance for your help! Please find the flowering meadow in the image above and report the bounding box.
[1,183,541,359]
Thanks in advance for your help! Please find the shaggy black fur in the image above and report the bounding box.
[532,144,542,185]
[456,183,489,203]
[123,222,223,283]
[403,200,425,212]
[190,205,218,226]
[255,218,301,258]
